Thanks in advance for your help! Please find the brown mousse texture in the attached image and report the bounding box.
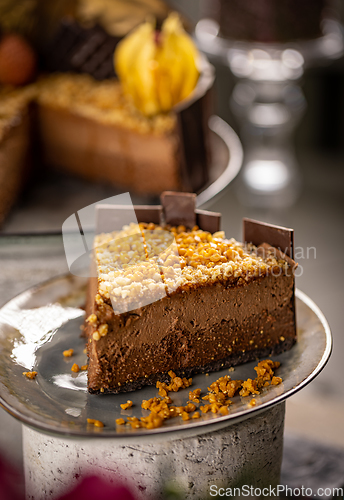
[85,218,297,394]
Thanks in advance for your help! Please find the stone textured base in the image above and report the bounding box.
[23,402,285,500]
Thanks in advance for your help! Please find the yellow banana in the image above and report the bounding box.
[114,13,200,116]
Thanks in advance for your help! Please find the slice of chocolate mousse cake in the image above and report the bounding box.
[85,192,297,394]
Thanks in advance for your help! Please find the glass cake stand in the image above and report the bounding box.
[195,19,344,208]
[0,273,331,441]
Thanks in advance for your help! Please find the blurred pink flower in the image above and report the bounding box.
[0,456,24,500]
[0,453,142,500]
[58,476,139,500]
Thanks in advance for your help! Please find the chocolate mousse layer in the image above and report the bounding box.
[86,271,296,393]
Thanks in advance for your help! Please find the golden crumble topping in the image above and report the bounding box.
[95,223,167,314]
[37,73,176,135]
[92,223,292,326]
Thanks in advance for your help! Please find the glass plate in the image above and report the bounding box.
[0,274,331,439]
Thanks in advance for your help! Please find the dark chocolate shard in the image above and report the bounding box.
[243,218,294,259]
[175,61,214,192]
[96,204,138,233]
[134,206,162,225]
[96,195,222,234]
[43,19,119,79]
[195,209,221,233]
[161,192,197,229]
[96,204,162,233]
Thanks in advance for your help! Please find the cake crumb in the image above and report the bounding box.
[87,418,104,428]
[200,405,210,413]
[239,379,259,397]
[156,371,192,396]
[63,349,74,357]
[120,400,133,410]
[93,331,101,341]
[86,314,97,325]
[219,406,229,415]
[185,402,196,413]
[98,324,108,337]
[23,371,37,379]
[116,359,282,431]
[189,388,201,403]
[71,363,80,373]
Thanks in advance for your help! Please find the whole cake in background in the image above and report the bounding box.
[0,0,214,226]
[205,0,332,43]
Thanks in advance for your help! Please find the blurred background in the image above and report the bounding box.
[171,0,344,448]
[0,0,343,494]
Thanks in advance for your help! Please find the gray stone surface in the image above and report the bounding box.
[23,402,285,500]
[281,433,344,499]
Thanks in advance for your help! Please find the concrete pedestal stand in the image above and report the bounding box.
[23,402,285,500]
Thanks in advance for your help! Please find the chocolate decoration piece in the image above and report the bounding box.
[243,218,294,259]
[134,206,162,225]
[96,204,138,234]
[96,204,162,234]
[161,192,196,228]
[43,19,119,79]
[96,197,221,235]
[177,90,212,192]
[195,209,221,233]
[175,60,214,192]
